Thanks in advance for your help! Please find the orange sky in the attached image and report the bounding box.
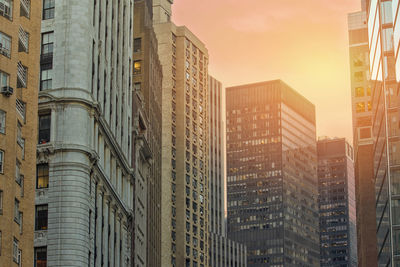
[172,0,363,143]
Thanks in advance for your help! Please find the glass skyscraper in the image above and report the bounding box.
[226,80,320,267]
[317,138,357,267]
[367,0,400,266]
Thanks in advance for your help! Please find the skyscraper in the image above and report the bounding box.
[208,76,247,267]
[367,0,400,266]
[226,80,320,266]
[347,8,378,266]
[153,1,210,266]
[132,0,163,265]
[34,0,135,266]
[0,0,41,265]
[317,138,357,267]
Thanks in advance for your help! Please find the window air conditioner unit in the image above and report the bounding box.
[1,86,13,96]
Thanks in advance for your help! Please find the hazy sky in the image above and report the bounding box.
[172,0,363,143]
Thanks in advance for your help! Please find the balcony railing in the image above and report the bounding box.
[16,98,25,121]
[20,0,29,18]
[18,26,29,53]
[17,61,27,88]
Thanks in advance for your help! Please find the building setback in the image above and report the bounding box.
[367,1,400,266]
[347,7,378,267]
[0,0,41,266]
[317,138,357,267]
[226,80,320,267]
[153,1,210,266]
[208,76,247,267]
[34,0,135,266]
[132,0,163,266]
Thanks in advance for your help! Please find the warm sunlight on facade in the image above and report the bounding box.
[172,0,363,143]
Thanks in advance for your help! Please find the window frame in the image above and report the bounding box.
[0,0,13,20]
[0,150,3,174]
[42,0,55,20]
[36,164,49,189]
[0,70,9,88]
[133,38,141,53]
[34,246,47,267]
[38,113,51,144]
[0,110,5,134]
[0,31,11,58]
[35,204,48,231]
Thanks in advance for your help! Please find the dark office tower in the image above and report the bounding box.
[208,76,247,267]
[348,9,378,267]
[226,80,320,267]
[132,0,163,266]
[367,1,400,266]
[317,138,357,267]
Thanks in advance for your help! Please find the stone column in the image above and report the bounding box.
[109,204,116,266]
[103,195,110,266]
[95,186,104,267]
[121,220,128,266]
[115,212,122,267]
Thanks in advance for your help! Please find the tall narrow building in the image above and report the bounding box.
[208,76,247,267]
[153,1,210,265]
[132,0,163,266]
[367,1,400,266]
[34,0,135,266]
[0,0,41,265]
[347,8,378,266]
[226,80,320,267]
[317,138,357,267]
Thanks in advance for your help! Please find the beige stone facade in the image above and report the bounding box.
[0,0,41,266]
[153,2,210,265]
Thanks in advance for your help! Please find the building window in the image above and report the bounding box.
[37,164,49,189]
[43,0,54,20]
[0,110,5,134]
[133,38,141,53]
[0,31,11,57]
[356,102,365,113]
[133,60,141,74]
[35,247,47,267]
[13,238,19,263]
[0,70,9,88]
[38,114,51,144]
[354,71,363,82]
[41,32,54,56]
[0,0,12,19]
[134,82,141,91]
[17,122,23,147]
[35,205,48,230]
[14,199,20,223]
[355,87,364,97]
[0,190,3,214]
[15,160,21,185]
[0,150,3,173]
[40,68,53,90]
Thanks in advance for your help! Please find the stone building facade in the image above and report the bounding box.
[153,2,210,265]
[0,0,41,266]
[34,0,135,266]
[132,0,163,266]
